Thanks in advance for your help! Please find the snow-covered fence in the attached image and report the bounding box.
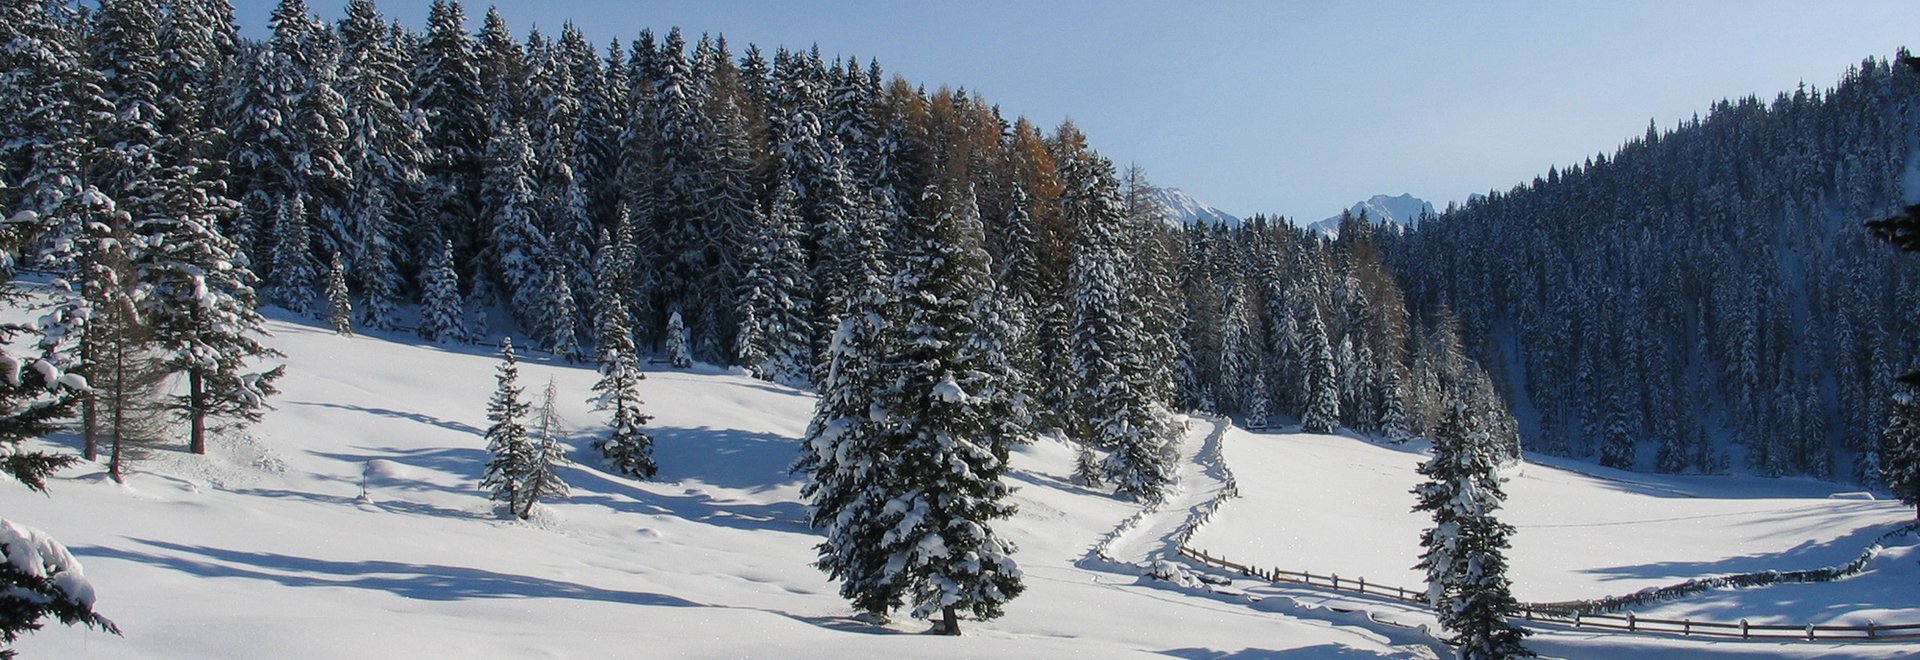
[1179,547,1428,606]
[1178,546,1920,643]
[1527,521,1920,617]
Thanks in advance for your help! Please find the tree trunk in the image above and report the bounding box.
[941,605,960,636]
[188,370,206,454]
[109,326,125,485]
[519,476,543,520]
[82,394,98,462]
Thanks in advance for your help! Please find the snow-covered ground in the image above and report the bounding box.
[6,313,1421,658]
[7,310,1918,658]
[1191,426,1920,657]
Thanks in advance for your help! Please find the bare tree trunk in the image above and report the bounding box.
[188,370,206,455]
[82,394,98,462]
[941,605,960,636]
[109,325,126,484]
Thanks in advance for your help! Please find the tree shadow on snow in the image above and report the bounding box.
[81,538,705,608]
[558,461,812,535]
[286,401,484,436]
[1576,518,1906,584]
[1161,645,1405,659]
[647,426,805,491]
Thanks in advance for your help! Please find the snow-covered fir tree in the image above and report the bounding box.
[417,239,466,344]
[0,517,119,654]
[262,194,321,312]
[1882,384,1920,519]
[860,182,1026,635]
[325,253,352,335]
[1413,402,1533,658]
[590,291,657,479]
[537,261,581,362]
[733,175,814,384]
[664,310,692,369]
[335,0,424,331]
[1058,122,1173,503]
[1298,294,1340,435]
[519,377,570,519]
[480,338,534,516]
[794,167,897,619]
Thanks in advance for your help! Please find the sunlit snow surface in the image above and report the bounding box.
[8,305,1918,658]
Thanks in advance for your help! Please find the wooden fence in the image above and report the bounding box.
[1177,547,1920,642]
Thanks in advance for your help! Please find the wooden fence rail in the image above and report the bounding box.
[1177,546,1920,643]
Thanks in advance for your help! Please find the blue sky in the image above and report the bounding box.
[236,0,1920,221]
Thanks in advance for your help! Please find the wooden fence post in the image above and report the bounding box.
[1868,620,1876,640]
[1683,619,1690,636]
[1806,624,1815,641]
[1628,612,1636,632]
[1573,612,1581,628]
[1740,619,1749,639]
[1331,574,1340,590]
[1397,586,1406,601]
[1358,577,1366,594]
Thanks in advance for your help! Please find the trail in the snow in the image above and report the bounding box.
[1102,416,1230,566]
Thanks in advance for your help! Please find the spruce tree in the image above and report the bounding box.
[1059,123,1172,503]
[795,174,897,620]
[262,194,321,312]
[519,377,569,519]
[417,239,466,343]
[1882,385,1920,518]
[1300,295,1341,435]
[664,310,692,369]
[537,261,580,362]
[1413,403,1533,659]
[325,253,353,335]
[864,184,1025,634]
[481,339,533,515]
[591,291,657,479]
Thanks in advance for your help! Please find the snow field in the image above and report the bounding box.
[1189,426,1920,657]
[7,313,1420,658]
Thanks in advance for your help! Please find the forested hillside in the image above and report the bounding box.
[1381,56,1920,481]
[0,0,1516,503]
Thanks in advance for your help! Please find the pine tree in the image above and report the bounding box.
[538,261,581,362]
[795,177,896,619]
[1413,403,1533,659]
[1882,385,1920,519]
[1599,395,1635,470]
[734,175,814,383]
[413,0,488,269]
[1059,122,1172,503]
[481,121,548,327]
[1300,295,1340,435]
[481,338,533,515]
[590,291,657,479]
[0,517,120,655]
[262,194,320,312]
[664,310,692,369]
[336,0,423,331]
[417,239,466,343]
[519,377,569,519]
[136,171,284,456]
[325,253,353,335]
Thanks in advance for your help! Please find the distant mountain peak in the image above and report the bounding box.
[1309,193,1435,238]
[1153,188,1240,228]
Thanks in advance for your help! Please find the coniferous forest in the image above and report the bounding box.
[6,0,1920,656]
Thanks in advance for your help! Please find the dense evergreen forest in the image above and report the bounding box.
[0,0,1517,498]
[1381,56,1920,482]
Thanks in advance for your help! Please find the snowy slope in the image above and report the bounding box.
[1189,426,1920,657]
[1154,188,1241,228]
[8,307,1918,658]
[1309,193,1436,237]
[6,312,1419,659]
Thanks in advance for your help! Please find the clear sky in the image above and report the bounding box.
[234,0,1920,221]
